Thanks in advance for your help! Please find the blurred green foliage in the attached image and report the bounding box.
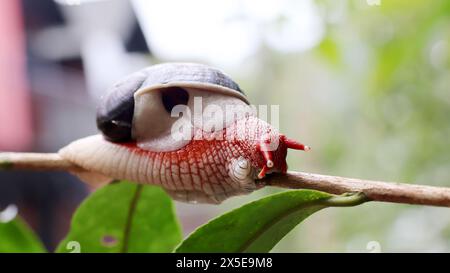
[227,0,450,252]
[56,182,182,253]
[1,186,366,253]
[0,217,46,253]
[177,191,366,253]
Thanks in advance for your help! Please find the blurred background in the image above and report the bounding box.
[0,0,449,252]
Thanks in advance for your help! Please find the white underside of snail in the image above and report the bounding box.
[59,133,259,204]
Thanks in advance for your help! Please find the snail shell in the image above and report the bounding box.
[96,63,251,152]
[59,63,309,204]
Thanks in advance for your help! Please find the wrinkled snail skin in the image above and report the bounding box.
[60,116,285,204]
[59,63,309,204]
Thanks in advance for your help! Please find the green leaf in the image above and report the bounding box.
[0,216,46,253]
[56,181,182,253]
[176,190,367,253]
[316,37,341,67]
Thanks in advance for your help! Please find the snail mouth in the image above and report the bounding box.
[256,148,276,179]
[256,164,281,179]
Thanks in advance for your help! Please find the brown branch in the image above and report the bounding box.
[1,152,450,207]
[0,152,83,172]
[263,172,450,207]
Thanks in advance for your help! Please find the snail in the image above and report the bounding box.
[59,63,309,204]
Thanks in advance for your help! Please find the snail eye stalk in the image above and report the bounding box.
[282,135,310,151]
[258,165,269,179]
[258,140,274,168]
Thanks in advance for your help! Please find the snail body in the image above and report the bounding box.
[59,63,309,204]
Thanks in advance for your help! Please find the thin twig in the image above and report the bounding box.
[0,152,83,172]
[1,152,450,207]
[263,172,450,207]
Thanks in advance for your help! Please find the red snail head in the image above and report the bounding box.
[59,63,309,204]
[254,133,310,179]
